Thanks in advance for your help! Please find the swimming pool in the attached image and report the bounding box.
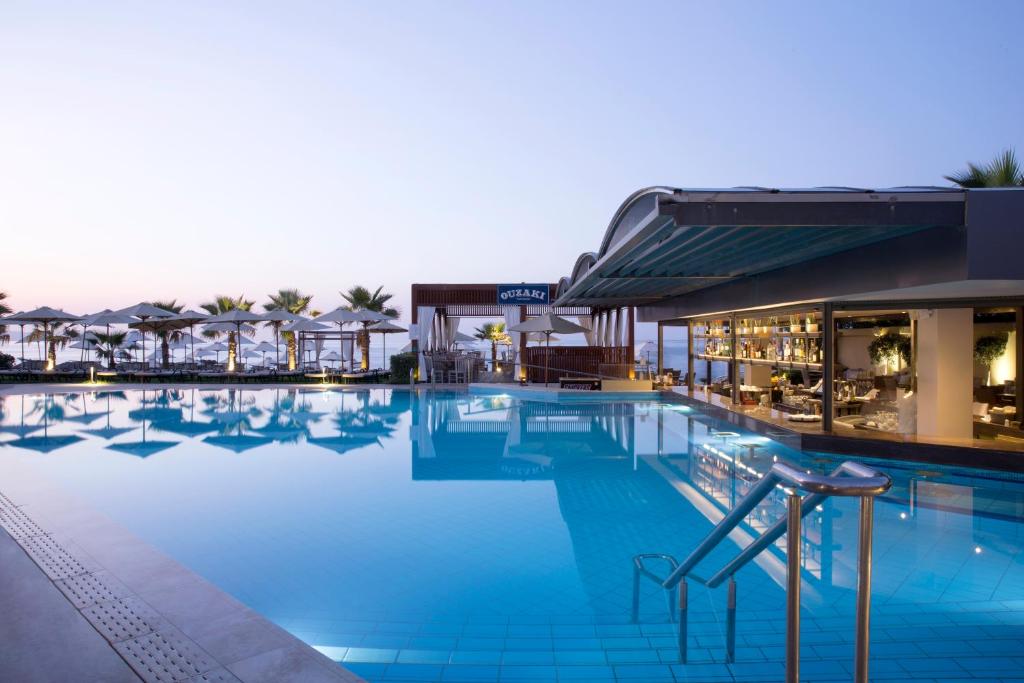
[1,388,1022,682]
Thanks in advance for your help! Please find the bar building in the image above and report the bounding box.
[553,186,1024,463]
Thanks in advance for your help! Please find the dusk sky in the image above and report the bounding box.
[2,1,1022,320]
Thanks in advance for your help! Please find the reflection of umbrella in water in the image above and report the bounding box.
[202,432,273,453]
[150,388,218,437]
[306,434,379,454]
[6,396,84,452]
[0,395,44,438]
[108,391,180,457]
[80,392,134,440]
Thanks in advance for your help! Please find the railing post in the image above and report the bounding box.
[631,564,640,624]
[678,579,688,663]
[726,578,737,663]
[854,495,874,683]
[786,492,801,683]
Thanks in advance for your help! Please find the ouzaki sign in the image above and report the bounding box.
[497,284,550,306]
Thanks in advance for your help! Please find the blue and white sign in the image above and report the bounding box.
[497,284,549,305]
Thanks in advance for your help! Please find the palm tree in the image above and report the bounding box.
[264,289,313,371]
[93,330,128,370]
[945,148,1024,188]
[474,322,511,365]
[341,286,400,370]
[26,321,79,368]
[0,291,10,345]
[200,295,254,370]
[147,300,184,369]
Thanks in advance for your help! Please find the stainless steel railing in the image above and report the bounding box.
[632,460,891,683]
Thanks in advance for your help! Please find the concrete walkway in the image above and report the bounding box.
[0,463,363,683]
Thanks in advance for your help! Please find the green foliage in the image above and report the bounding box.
[473,322,510,344]
[341,285,399,317]
[945,148,1024,187]
[784,369,804,384]
[868,332,911,367]
[265,289,312,315]
[389,352,418,384]
[0,352,14,370]
[974,333,1009,365]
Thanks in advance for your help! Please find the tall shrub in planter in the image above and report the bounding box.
[390,352,418,384]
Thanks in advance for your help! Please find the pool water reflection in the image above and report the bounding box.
[1,388,1023,682]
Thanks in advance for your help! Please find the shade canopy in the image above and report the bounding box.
[283,319,329,333]
[203,310,265,324]
[314,308,362,324]
[170,310,210,323]
[369,320,408,333]
[115,303,177,319]
[15,306,82,322]
[84,310,137,326]
[509,312,590,336]
[261,310,300,322]
[204,342,229,352]
[253,341,277,353]
[351,310,393,323]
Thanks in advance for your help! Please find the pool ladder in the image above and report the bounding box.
[631,460,891,683]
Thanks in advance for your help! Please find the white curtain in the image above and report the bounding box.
[503,307,522,377]
[416,306,436,378]
[444,316,460,351]
[603,310,615,347]
[614,308,624,348]
[577,315,597,346]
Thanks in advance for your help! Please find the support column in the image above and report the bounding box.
[519,305,528,382]
[687,322,695,389]
[730,314,739,405]
[917,308,974,439]
[823,303,835,432]
[656,322,664,375]
[1016,306,1023,421]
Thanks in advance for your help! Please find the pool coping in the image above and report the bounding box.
[0,458,365,683]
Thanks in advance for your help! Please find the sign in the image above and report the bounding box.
[561,378,600,391]
[497,284,549,306]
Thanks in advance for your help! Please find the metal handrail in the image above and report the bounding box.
[632,459,891,683]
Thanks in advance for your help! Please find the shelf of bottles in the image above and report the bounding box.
[693,311,824,370]
[691,318,732,362]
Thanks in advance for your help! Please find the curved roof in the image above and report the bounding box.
[555,186,968,307]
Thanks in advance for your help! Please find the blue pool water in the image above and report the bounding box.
[1,388,1023,682]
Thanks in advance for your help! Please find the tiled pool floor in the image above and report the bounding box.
[2,389,1023,682]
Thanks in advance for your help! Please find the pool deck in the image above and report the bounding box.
[0,458,365,683]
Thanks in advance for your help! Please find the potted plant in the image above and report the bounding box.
[868,332,911,374]
[974,333,1009,386]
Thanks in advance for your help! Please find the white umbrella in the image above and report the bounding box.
[509,312,590,385]
[313,308,362,372]
[283,319,330,369]
[169,309,209,365]
[321,350,342,369]
[369,320,407,370]
[14,307,83,369]
[203,310,265,371]
[261,309,299,369]
[253,341,277,366]
[351,310,393,371]
[204,341,229,364]
[115,303,176,367]
[81,310,135,364]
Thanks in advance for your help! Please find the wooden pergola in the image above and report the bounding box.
[410,283,635,382]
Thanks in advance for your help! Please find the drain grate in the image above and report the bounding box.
[114,629,217,683]
[83,597,168,643]
[18,534,94,580]
[0,497,48,540]
[185,668,242,682]
[55,570,132,609]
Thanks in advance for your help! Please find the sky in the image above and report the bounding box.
[1,0,1023,325]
